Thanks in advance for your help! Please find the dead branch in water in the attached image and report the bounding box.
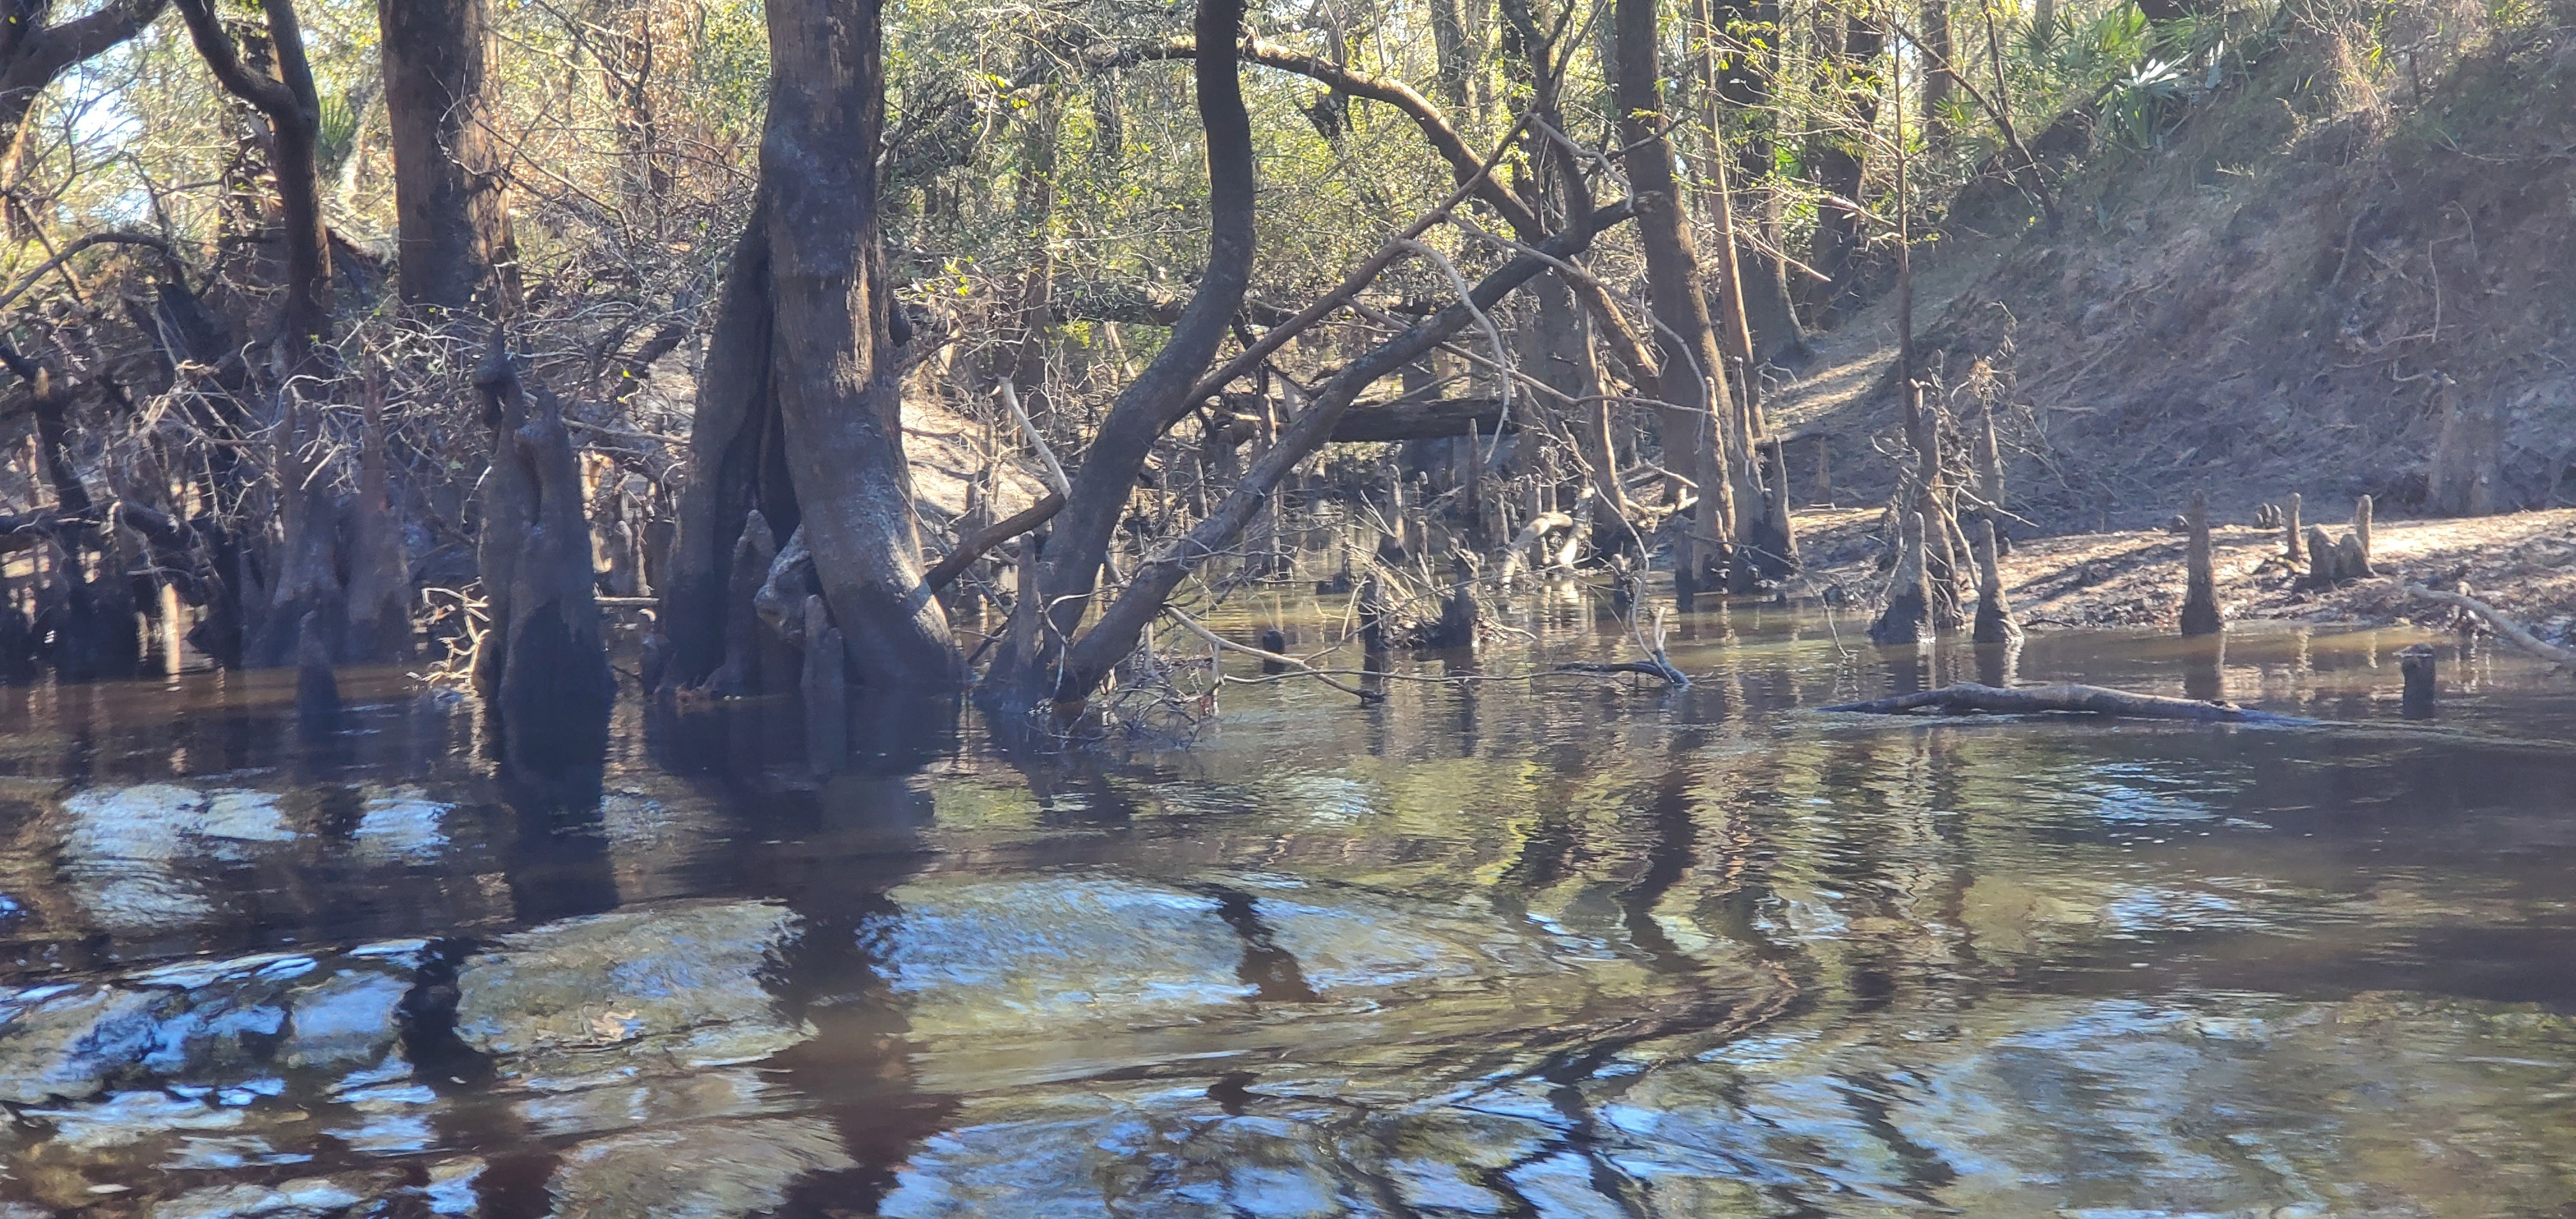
[1163,607,1386,702]
[923,491,1066,595]
[2403,583,2576,667]
[1822,682,2319,724]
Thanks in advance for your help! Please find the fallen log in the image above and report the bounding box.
[2403,583,2576,667]
[1821,681,2319,724]
[1325,396,1510,443]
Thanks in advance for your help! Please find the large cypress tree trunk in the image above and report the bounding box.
[661,0,961,695]
[377,0,514,314]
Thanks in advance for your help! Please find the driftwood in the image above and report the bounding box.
[1823,681,2319,724]
[2403,583,2576,666]
[2179,492,2221,637]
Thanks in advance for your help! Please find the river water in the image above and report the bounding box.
[3,592,2573,1216]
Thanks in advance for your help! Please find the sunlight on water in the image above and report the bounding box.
[1,605,2572,1216]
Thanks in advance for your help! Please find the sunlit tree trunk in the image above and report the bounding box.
[377,0,515,314]
[1803,11,1887,325]
[1615,0,1741,602]
[664,0,960,694]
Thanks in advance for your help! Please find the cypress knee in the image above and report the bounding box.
[2283,492,2303,565]
[294,610,341,731]
[1871,512,1935,647]
[2352,494,2375,576]
[801,595,848,773]
[2305,525,2340,587]
[2398,643,2437,719]
[2179,493,2223,637]
[1972,517,2021,645]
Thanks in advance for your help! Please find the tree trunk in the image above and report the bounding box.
[664,0,961,694]
[1920,0,1954,152]
[1803,13,1886,324]
[993,0,1257,709]
[377,0,514,315]
[175,0,333,355]
[1616,0,1740,599]
[2428,378,2503,516]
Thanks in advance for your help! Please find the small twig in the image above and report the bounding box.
[997,381,1070,495]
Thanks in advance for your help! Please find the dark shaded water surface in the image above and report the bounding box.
[4,595,2575,1216]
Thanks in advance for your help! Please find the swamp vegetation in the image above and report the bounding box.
[0,0,2569,1209]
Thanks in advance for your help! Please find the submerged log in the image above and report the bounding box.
[1869,512,1934,647]
[2179,493,2222,637]
[1823,681,2319,724]
[1970,517,2021,645]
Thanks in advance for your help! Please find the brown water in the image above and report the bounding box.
[3,594,2575,1216]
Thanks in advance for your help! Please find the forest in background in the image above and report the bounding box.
[0,0,2556,751]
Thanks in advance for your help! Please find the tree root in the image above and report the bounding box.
[1821,681,2318,724]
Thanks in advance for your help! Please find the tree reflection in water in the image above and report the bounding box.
[0,620,2572,1216]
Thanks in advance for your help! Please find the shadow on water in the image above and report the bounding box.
[1,613,2575,1215]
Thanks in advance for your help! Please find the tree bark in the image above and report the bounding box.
[174,0,332,354]
[664,0,962,694]
[763,0,958,689]
[1616,0,1740,599]
[995,0,1256,707]
[377,0,514,314]
[473,334,613,766]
